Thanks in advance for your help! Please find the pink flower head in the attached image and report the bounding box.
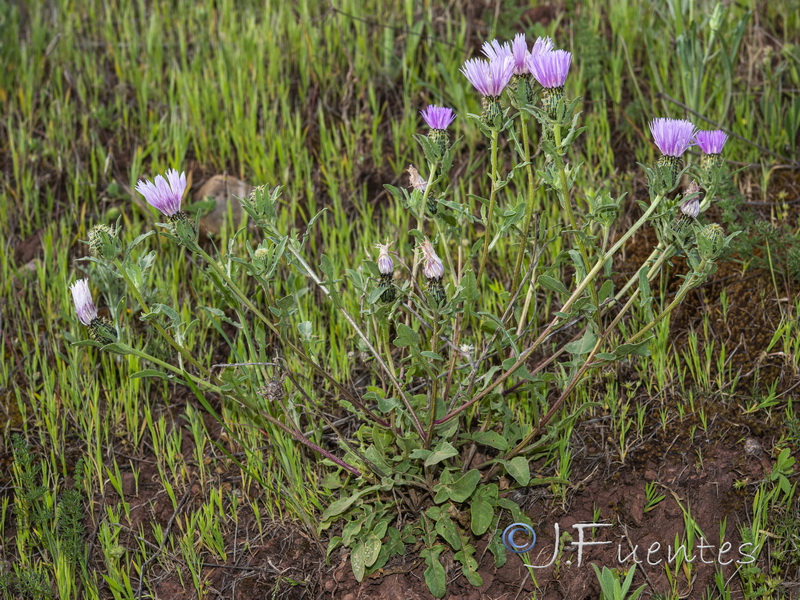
[375,241,394,276]
[135,169,187,217]
[419,240,444,281]
[527,49,572,89]
[70,279,97,326]
[649,118,697,158]
[420,105,456,130]
[694,130,728,155]
[461,56,514,97]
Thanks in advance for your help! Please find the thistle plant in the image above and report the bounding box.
[65,30,739,599]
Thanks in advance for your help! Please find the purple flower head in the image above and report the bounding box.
[420,105,456,130]
[527,49,572,89]
[461,56,514,97]
[70,279,97,326]
[135,169,187,217]
[481,39,511,63]
[694,130,728,155]
[649,118,697,158]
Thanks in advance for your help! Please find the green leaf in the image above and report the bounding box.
[428,507,461,550]
[503,456,530,486]
[613,339,653,358]
[100,342,135,355]
[424,442,459,467]
[393,323,420,348]
[129,369,172,381]
[363,533,382,567]
[351,541,367,582]
[320,485,380,522]
[488,529,507,567]
[447,469,481,503]
[599,279,615,303]
[470,484,498,536]
[564,329,597,355]
[454,543,483,586]
[538,274,569,296]
[468,431,508,451]
[422,545,447,598]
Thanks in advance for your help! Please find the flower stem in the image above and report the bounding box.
[425,307,441,447]
[410,163,438,283]
[477,129,499,283]
[510,115,536,293]
[190,243,389,428]
[436,193,665,425]
[113,259,208,376]
[553,124,599,314]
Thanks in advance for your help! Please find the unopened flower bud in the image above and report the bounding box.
[698,223,725,260]
[254,247,270,263]
[170,212,198,246]
[88,224,122,260]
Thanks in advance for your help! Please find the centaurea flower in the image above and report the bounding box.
[650,118,696,158]
[375,241,396,303]
[526,49,571,112]
[71,279,97,326]
[508,34,553,104]
[650,118,696,185]
[420,105,456,157]
[135,169,187,218]
[461,56,514,126]
[70,279,116,343]
[136,168,198,244]
[419,240,446,305]
[695,130,728,155]
[695,130,728,169]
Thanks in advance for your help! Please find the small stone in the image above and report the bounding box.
[743,437,762,456]
[121,472,136,496]
[193,175,252,237]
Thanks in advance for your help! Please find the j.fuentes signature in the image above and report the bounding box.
[502,522,758,568]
